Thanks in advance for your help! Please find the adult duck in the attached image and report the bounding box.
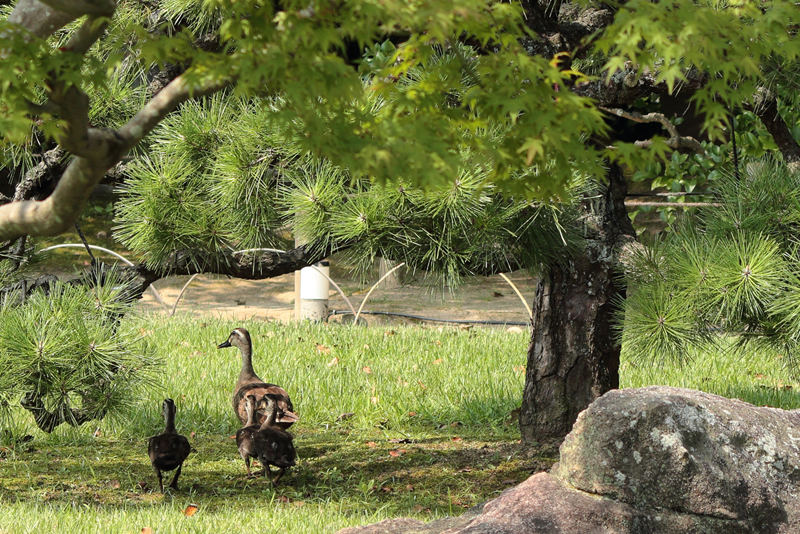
[147,398,191,493]
[218,327,299,430]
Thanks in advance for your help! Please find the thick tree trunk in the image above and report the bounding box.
[520,164,635,445]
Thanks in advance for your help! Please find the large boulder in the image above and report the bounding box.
[337,386,800,533]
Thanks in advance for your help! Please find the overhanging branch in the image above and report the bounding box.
[601,106,706,155]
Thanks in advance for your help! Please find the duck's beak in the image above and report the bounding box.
[217,340,232,349]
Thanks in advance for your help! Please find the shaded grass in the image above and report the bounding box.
[0,315,538,533]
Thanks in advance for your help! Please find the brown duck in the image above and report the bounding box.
[253,395,297,484]
[218,327,299,430]
[147,398,191,493]
[235,394,261,477]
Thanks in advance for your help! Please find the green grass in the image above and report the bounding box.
[620,341,800,409]
[2,315,799,533]
[0,315,538,533]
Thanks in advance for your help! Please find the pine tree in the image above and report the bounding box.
[620,160,800,365]
[2,0,800,445]
[0,268,158,433]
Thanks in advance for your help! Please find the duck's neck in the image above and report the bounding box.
[164,410,177,434]
[245,402,257,427]
[259,402,278,430]
[238,341,258,381]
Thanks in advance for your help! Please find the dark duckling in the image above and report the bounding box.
[235,394,261,477]
[218,327,299,430]
[147,398,191,493]
[253,395,297,484]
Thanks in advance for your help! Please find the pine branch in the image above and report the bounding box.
[601,107,706,155]
[20,392,102,433]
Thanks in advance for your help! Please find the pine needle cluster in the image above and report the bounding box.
[114,96,298,269]
[0,270,159,432]
[113,44,586,285]
[619,160,800,366]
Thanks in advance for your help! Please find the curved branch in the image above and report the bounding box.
[118,75,233,150]
[601,106,706,155]
[0,74,232,242]
[36,0,115,16]
[8,0,79,39]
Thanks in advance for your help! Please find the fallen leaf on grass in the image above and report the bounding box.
[328,357,339,367]
[406,484,414,491]
[408,411,417,417]
[293,501,305,507]
[380,486,393,493]
[513,365,525,373]
[458,467,472,473]
[451,437,462,442]
[142,528,153,534]
[754,373,768,380]
[184,504,199,516]
[278,496,291,504]
[384,330,396,337]
[366,441,378,448]
[362,366,372,374]
[388,449,406,457]
[433,358,443,365]
[316,344,331,354]
[190,431,196,439]
[388,438,412,444]
[371,396,379,404]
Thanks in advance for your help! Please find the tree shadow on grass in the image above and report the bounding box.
[0,429,554,517]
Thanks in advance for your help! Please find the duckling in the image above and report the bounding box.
[217,327,299,430]
[147,398,191,493]
[253,395,297,484]
[235,394,261,477]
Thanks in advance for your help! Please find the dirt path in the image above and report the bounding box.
[135,270,537,327]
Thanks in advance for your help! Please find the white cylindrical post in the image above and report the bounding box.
[300,261,330,322]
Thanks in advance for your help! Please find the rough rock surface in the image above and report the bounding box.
[336,386,800,534]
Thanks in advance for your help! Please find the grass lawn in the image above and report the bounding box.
[0,314,798,533]
[0,315,539,533]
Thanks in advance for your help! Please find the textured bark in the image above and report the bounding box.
[749,91,800,168]
[520,163,635,445]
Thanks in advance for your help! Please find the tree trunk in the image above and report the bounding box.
[520,163,635,445]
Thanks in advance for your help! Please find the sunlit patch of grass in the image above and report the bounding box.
[620,339,800,409]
